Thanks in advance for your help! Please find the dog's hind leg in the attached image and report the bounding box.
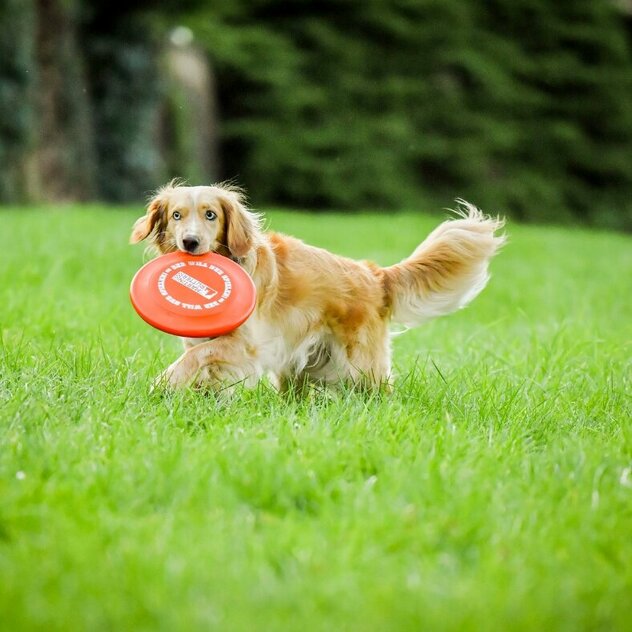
[306,335,392,393]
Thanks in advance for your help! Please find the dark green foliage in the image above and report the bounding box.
[82,7,166,201]
[2,0,632,227]
[79,0,216,201]
[187,0,632,228]
[0,0,35,202]
[0,0,97,202]
[34,0,96,200]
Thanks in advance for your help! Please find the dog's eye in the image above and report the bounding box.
[172,211,181,220]
[205,210,217,221]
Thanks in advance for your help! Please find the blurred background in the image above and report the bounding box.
[1,0,631,229]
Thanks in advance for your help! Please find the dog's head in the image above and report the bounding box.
[130,182,261,260]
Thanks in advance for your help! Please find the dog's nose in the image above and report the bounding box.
[182,237,199,253]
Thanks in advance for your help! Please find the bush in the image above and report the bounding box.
[3,0,632,229]
[187,0,632,229]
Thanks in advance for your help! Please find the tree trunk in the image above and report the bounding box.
[161,37,219,184]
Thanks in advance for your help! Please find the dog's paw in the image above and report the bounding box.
[152,358,196,391]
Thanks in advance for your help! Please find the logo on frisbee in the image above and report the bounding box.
[157,261,232,311]
[172,271,218,300]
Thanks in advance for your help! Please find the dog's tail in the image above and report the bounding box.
[383,201,505,328]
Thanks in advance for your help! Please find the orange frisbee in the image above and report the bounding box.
[130,252,256,337]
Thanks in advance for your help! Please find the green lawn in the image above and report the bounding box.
[1,206,631,631]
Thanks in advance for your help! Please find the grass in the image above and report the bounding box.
[0,205,631,631]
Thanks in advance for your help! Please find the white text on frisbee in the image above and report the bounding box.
[172,271,218,300]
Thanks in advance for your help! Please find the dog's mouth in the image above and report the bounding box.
[177,237,211,256]
[173,236,225,258]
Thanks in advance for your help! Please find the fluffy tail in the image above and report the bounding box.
[383,201,505,327]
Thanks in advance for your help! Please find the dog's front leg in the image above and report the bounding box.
[155,347,204,390]
[155,331,259,391]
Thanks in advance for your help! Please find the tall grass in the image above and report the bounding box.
[1,206,630,631]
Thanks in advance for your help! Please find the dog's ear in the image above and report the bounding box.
[129,195,167,244]
[220,192,259,259]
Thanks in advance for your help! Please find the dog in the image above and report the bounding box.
[130,182,504,393]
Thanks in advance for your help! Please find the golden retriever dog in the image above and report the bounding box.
[130,182,504,393]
